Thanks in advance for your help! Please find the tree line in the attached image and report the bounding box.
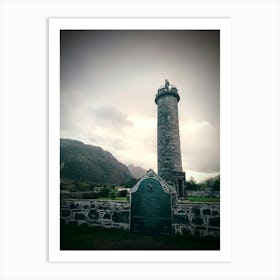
[185,175,220,191]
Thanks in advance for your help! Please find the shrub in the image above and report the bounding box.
[119,190,128,197]
[109,188,118,200]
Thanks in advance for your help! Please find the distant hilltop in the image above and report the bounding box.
[127,164,147,179]
[60,138,132,185]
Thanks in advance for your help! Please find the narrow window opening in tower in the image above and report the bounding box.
[178,180,183,198]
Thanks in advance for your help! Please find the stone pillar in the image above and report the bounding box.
[155,85,186,198]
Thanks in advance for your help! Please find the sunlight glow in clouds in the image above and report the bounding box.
[60,30,220,181]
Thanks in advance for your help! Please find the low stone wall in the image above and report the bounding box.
[186,190,220,198]
[60,199,130,230]
[172,202,220,238]
[60,198,220,238]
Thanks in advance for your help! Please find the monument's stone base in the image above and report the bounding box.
[60,197,220,238]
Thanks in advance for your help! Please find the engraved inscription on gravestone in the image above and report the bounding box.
[130,177,172,235]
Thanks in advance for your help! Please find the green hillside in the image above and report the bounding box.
[60,139,132,185]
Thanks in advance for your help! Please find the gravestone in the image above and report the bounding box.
[130,170,175,235]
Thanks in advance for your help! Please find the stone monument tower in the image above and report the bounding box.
[155,80,186,198]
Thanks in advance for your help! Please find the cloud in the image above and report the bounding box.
[89,136,127,151]
[60,30,220,181]
[180,120,220,173]
[88,106,133,131]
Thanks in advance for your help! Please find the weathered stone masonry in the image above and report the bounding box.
[172,202,220,238]
[155,84,186,198]
[60,199,130,230]
[61,196,220,238]
[156,93,182,182]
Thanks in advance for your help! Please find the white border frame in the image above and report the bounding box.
[49,18,231,262]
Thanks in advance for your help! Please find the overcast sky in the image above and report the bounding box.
[60,30,220,182]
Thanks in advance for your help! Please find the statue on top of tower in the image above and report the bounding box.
[164,79,170,90]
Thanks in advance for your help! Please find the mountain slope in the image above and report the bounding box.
[60,139,132,184]
[127,164,146,179]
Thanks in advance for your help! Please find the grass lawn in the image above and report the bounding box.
[97,197,219,202]
[187,196,220,202]
[96,197,219,202]
[97,197,127,201]
[60,224,220,250]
